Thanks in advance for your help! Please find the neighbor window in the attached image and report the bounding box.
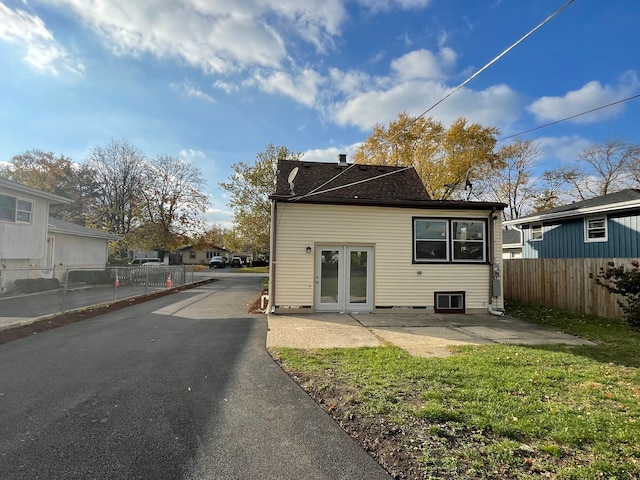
[414,218,486,263]
[0,194,32,224]
[585,216,607,242]
[531,224,543,241]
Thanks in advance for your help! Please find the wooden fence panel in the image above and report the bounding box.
[504,258,627,319]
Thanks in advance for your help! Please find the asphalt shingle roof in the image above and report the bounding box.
[271,159,505,211]
[273,159,431,203]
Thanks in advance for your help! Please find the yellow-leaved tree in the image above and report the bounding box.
[352,113,502,200]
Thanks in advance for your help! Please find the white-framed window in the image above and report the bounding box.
[531,224,543,241]
[0,193,33,224]
[414,218,486,263]
[585,216,607,242]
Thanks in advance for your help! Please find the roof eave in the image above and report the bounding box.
[48,226,121,241]
[504,199,640,226]
[271,195,505,210]
[0,178,72,204]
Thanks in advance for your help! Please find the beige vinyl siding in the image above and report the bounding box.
[274,202,503,311]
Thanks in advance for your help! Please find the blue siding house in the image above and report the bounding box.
[503,189,640,259]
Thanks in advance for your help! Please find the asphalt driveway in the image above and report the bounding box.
[0,274,391,480]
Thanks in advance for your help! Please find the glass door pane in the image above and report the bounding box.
[320,249,340,304]
[349,250,368,304]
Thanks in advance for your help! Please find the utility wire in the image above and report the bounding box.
[497,93,640,142]
[291,166,414,201]
[386,0,575,143]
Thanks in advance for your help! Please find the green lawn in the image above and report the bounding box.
[239,266,269,274]
[272,302,640,479]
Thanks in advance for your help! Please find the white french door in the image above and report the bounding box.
[315,246,373,312]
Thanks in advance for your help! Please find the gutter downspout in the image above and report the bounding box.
[487,208,505,316]
[267,198,277,313]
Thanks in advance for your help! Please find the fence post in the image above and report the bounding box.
[61,268,69,313]
[114,268,118,301]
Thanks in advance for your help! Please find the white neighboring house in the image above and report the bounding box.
[502,228,523,259]
[1,177,120,271]
[0,177,71,268]
[47,216,120,268]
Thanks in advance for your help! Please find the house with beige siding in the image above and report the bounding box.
[268,157,506,315]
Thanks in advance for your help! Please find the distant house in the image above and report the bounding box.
[268,157,506,315]
[502,228,522,259]
[503,189,640,258]
[0,177,71,268]
[179,245,230,265]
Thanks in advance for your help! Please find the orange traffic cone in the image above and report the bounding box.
[167,273,172,288]
[115,272,120,287]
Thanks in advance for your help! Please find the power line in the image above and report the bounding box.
[386,0,575,143]
[498,93,640,142]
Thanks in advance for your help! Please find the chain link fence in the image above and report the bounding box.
[0,265,194,330]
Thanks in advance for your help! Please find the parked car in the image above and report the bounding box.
[209,256,226,269]
[128,258,162,266]
[230,257,242,267]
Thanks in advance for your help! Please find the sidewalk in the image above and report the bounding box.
[0,283,169,331]
[266,311,595,357]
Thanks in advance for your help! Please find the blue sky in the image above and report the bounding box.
[0,0,639,228]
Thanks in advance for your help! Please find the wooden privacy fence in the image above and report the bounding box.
[503,258,634,320]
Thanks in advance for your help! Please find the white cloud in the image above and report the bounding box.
[179,148,206,158]
[39,0,349,73]
[527,71,640,124]
[536,135,592,167]
[329,68,377,94]
[331,75,522,131]
[213,80,239,94]
[301,143,362,163]
[325,45,523,131]
[357,0,431,13]
[0,3,84,75]
[390,48,456,81]
[250,68,324,107]
[170,81,216,103]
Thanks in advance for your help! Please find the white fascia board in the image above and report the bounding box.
[504,200,640,226]
[0,178,72,204]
